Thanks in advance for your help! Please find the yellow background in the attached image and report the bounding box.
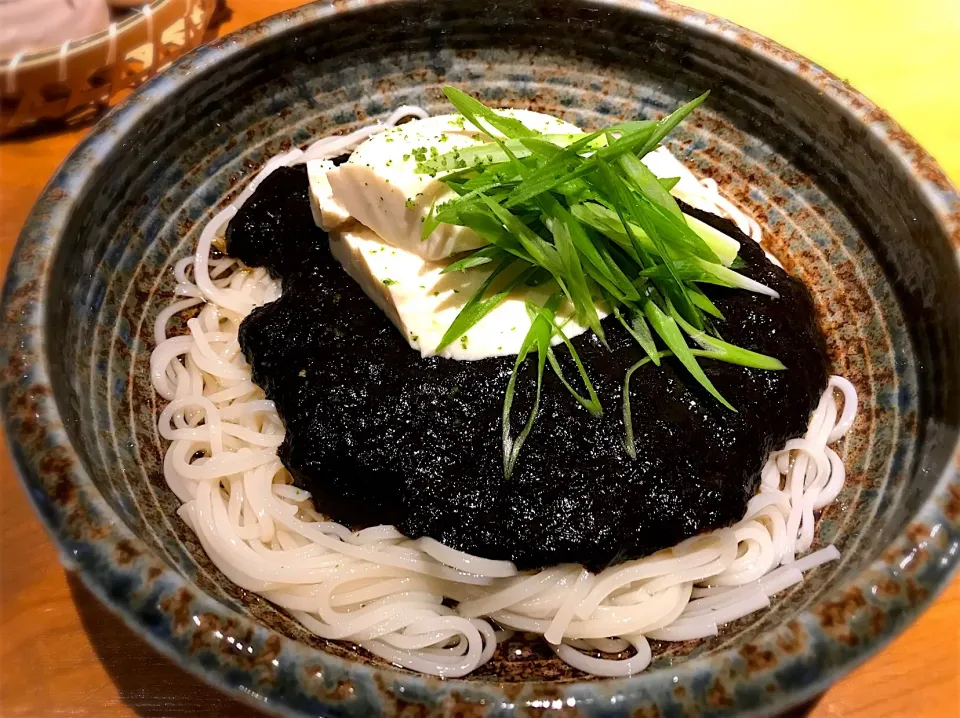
[681,0,960,184]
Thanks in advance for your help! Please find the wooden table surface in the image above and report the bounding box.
[1,1,958,716]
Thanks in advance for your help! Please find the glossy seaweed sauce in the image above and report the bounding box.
[226,164,829,572]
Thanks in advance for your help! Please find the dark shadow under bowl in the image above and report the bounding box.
[3,1,959,716]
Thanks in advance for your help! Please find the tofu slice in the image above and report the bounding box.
[325,111,583,261]
[315,115,737,261]
[307,159,351,231]
[306,112,742,360]
[328,225,601,360]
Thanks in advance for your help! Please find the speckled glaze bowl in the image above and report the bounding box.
[3,1,959,715]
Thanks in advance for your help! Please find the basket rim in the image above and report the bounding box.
[0,0,186,70]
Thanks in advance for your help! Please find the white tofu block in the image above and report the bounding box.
[328,225,600,360]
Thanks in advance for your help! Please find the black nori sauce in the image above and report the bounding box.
[227,165,829,572]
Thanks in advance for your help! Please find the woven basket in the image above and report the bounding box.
[1,0,216,135]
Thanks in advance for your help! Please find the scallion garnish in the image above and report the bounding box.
[441,245,507,274]
[502,294,561,480]
[434,260,536,353]
[527,301,601,416]
[421,86,784,478]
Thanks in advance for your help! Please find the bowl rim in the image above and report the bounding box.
[3,0,959,715]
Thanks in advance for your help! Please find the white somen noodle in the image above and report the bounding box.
[151,109,858,677]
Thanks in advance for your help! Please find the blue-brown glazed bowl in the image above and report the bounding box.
[3,1,959,715]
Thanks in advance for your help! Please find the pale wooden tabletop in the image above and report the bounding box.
[0,1,958,716]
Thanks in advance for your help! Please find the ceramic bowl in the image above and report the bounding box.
[3,1,959,715]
